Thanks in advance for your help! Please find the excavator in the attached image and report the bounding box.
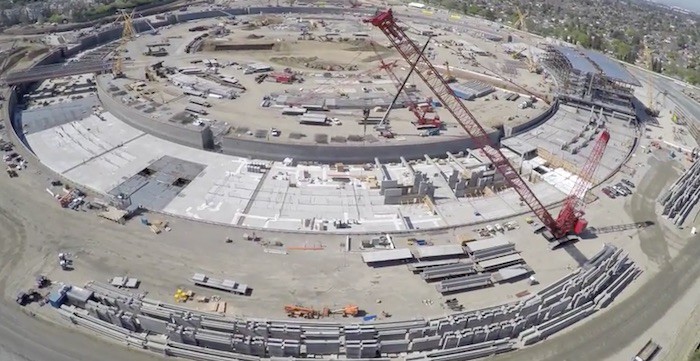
[284,304,359,318]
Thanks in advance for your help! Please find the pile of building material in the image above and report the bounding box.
[50,244,638,359]
[659,160,700,226]
[491,265,533,283]
[191,273,249,295]
[109,276,140,289]
[464,237,518,262]
[477,254,525,272]
[435,273,493,294]
[420,262,476,281]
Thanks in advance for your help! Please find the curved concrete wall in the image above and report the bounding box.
[11,4,556,164]
[96,77,214,150]
[220,134,498,163]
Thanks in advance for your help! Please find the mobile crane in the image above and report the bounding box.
[365,9,609,243]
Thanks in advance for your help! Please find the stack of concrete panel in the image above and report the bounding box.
[660,159,700,226]
[436,274,492,294]
[421,262,477,281]
[191,273,249,295]
[477,254,524,272]
[408,259,461,273]
[491,265,533,283]
[61,244,637,360]
[465,237,517,261]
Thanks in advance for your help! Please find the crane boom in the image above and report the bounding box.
[365,9,559,235]
[554,130,609,234]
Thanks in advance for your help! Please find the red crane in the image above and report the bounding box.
[555,130,610,235]
[365,9,609,240]
[369,41,441,126]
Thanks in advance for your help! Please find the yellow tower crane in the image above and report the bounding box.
[113,9,135,78]
[643,41,659,117]
[512,7,541,74]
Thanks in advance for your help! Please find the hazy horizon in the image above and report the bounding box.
[650,0,700,13]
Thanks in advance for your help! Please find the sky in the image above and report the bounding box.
[650,0,700,13]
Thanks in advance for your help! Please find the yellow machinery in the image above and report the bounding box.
[113,10,135,78]
[512,8,540,74]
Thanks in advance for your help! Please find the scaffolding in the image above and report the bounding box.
[542,46,636,116]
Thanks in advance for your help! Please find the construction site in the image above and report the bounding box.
[0,2,699,361]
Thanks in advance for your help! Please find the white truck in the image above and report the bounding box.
[634,339,659,361]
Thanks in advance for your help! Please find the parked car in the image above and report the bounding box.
[622,179,635,188]
[612,186,627,196]
[616,183,632,194]
[602,187,616,199]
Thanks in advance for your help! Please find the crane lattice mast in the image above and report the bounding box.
[365,9,610,240]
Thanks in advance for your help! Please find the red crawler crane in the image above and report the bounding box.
[365,9,609,241]
[369,41,441,127]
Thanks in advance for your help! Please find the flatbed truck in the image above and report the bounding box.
[634,339,659,361]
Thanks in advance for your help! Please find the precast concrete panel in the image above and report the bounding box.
[108,310,122,326]
[542,291,565,308]
[234,339,252,354]
[466,316,478,329]
[168,327,183,343]
[120,315,137,332]
[592,274,612,295]
[250,339,266,357]
[254,325,270,339]
[196,336,234,352]
[473,329,486,344]
[181,329,197,345]
[485,326,500,341]
[186,315,202,329]
[378,330,407,341]
[524,312,538,329]
[437,320,460,335]
[360,342,379,358]
[380,339,410,353]
[480,312,494,326]
[408,326,437,339]
[442,334,459,350]
[304,330,341,340]
[537,273,578,299]
[137,314,169,334]
[268,341,284,357]
[346,342,361,359]
[283,341,301,357]
[535,306,551,325]
[499,323,514,339]
[305,340,340,355]
[457,330,474,346]
[546,297,572,319]
[517,302,540,318]
[201,319,237,333]
[410,336,441,351]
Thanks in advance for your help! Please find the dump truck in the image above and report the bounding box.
[633,339,659,361]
